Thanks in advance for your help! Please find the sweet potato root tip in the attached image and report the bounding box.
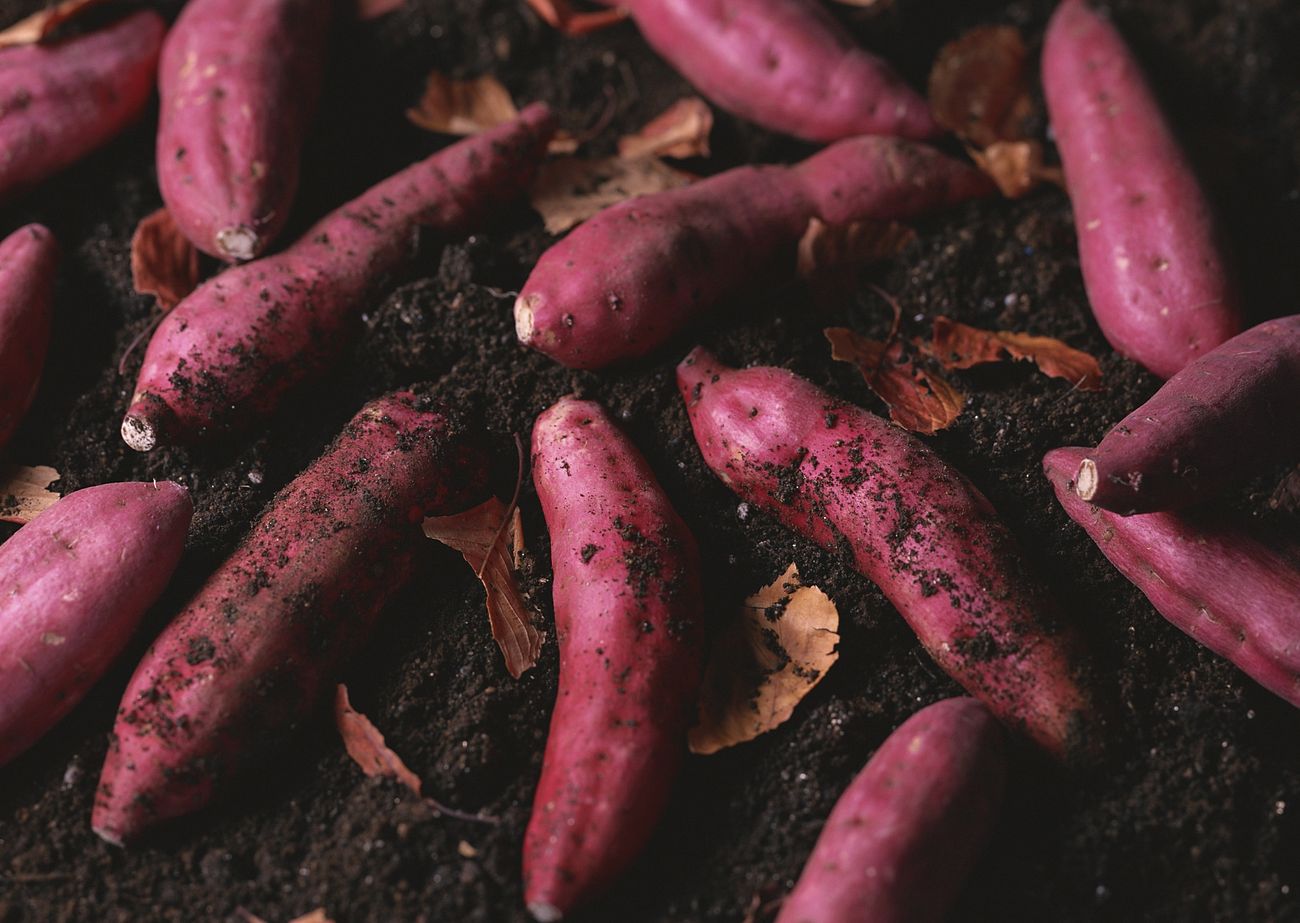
[1075,457,1099,501]
[528,902,562,923]
[514,294,537,344]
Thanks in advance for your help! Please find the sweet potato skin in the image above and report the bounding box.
[1042,0,1242,379]
[775,697,1005,923]
[93,392,486,845]
[524,397,704,921]
[0,482,192,767]
[157,0,331,261]
[677,349,1103,762]
[0,11,164,199]
[0,224,58,450]
[1078,315,1300,514]
[122,104,554,451]
[1046,446,1300,709]
[516,137,991,369]
[613,0,937,141]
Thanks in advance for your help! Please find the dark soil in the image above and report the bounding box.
[2,0,1299,920]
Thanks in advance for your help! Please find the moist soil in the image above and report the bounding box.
[2,0,1299,920]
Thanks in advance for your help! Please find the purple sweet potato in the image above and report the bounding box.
[677,349,1103,761]
[0,11,164,199]
[1076,315,1300,514]
[0,481,192,767]
[775,697,1005,923]
[0,224,58,450]
[157,0,331,261]
[1046,446,1300,708]
[92,392,486,845]
[515,137,991,369]
[598,0,937,141]
[524,396,704,921]
[1042,0,1242,379]
[121,104,553,452]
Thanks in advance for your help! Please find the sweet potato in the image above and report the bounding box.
[677,349,1103,761]
[1076,315,1300,514]
[0,481,192,767]
[775,697,1005,923]
[1046,446,1300,710]
[524,396,704,921]
[0,224,58,450]
[92,392,486,844]
[0,11,164,199]
[599,0,937,141]
[516,137,991,369]
[157,0,330,261]
[1042,0,1242,379]
[122,104,555,452]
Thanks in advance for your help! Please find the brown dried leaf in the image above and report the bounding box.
[423,497,542,679]
[131,208,200,311]
[335,685,424,796]
[690,564,839,755]
[928,25,1033,147]
[796,217,916,279]
[524,0,629,36]
[407,72,519,136]
[0,0,107,47]
[356,0,404,20]
[969,140,1064,199]
[0,465,60,525]
[826,327,965,434]
[928,316,1103,390]
[617,98,713,161]
[529,156,694,234]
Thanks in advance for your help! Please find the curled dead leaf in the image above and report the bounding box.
[406,72,519,136]
[826,327,965,435]
[0,0,108,47]
[356,0,405,20]
[131,208,200,311]
[617,98,713,161]
[690,563,840,755]
[0,465,60,525]
[529,156,694,234]
[524,0,629,36]
[927,316,1103,390]
[969,140,1064,199]
[796,217,916,279]
[423,497,541,679]
[928,25,1033,148]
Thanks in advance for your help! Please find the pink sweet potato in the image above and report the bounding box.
[121,104,554,452]
[516,137,991,369]
[1046,446,1300,710]
[93,392,486,844]
[1042,0,1242,379]
[599,0,937,141]
[775,697,1005,923]
[524,396,704,921]
[1076,315,1300,514]
[0,11,164,199]
[0,481,192,767]
[677,349,1103,761]
[0,224,58,450]
[157,0,331,261]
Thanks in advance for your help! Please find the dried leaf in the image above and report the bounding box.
[617,98,713,161]
[928,25,1033,148]
[690,564,839,755]
[0,0,107,47]
[529,156,694,234]
[356,0,404,20]
[131,208,200,311]
[335,685,424,796]
[969,140,1064,199]
[524,0,629,36]
[927,316,1103,390]
[423,497,542,678]
[406,72,519,136]
[0,465,60,525]
[826,327,965,434]
[796,217,916,279]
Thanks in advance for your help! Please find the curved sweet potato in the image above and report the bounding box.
[0,481,192,767]
[157,0,331,261]
[1042,0,1242,379]
[524,396,704,921]
[93,392,486,845]
[677,348,1104,761]
[775,697,1005,923]
[0,224,58,450]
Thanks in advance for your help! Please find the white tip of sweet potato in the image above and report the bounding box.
[216,225,260,262]
[92,823,125,848]
[514,293,537,344]
[1075,457,1099,501]
[527,902,563,922]
[121,414,157,453]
